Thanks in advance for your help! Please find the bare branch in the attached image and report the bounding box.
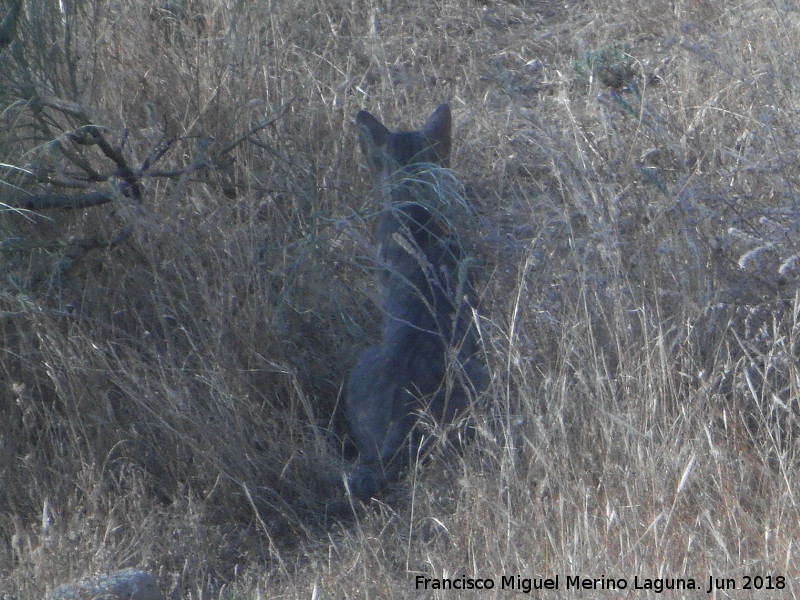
[10,189,117,210]
[2,101,292,212]
[40,97,143,199]
[216,99,294,158]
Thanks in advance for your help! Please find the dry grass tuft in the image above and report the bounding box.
[2,0,800,597]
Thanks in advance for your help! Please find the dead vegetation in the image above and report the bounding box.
[2,0,800,597]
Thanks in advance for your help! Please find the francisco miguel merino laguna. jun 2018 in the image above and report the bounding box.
[414,573,787,593]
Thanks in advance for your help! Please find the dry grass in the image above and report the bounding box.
[2,0,800,597]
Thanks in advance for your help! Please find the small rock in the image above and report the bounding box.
[50,568,162,600]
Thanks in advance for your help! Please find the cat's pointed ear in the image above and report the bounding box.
[356,110,390,155]
[356,109,391,179]
[421,104,451,166]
